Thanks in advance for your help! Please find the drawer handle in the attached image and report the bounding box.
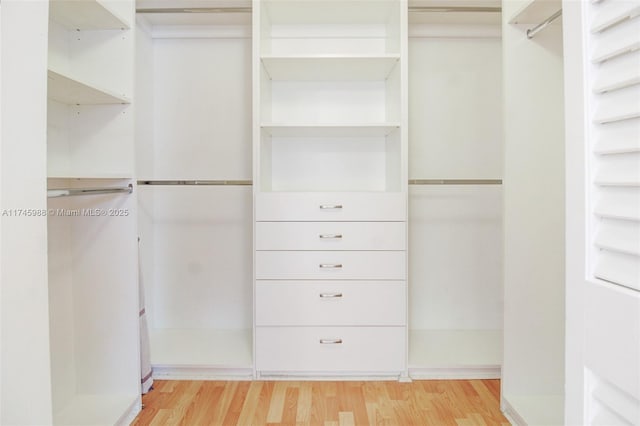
[319,292,343,298]
[319,204,343,210]
[319,263,342,269]
[319,234,343,239]
[320,338,343,344]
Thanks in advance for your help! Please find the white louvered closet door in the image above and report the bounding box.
[565,0,640,425]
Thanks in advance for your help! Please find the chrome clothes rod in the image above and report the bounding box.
[48,184,133,198]
[136,6,501,14]
[138,180,253,186]
[527,9,562,39]
[409,179,502,185]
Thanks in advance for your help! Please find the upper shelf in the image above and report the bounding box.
[262,0,399,25]
[508,0,561,24]
[261,55,400,81]
[261,123,401,137]
[50,0,130,30]
[48,69,131,105]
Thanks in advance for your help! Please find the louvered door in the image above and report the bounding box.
[564,0,640,424]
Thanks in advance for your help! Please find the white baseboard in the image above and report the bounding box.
[501,397,526,426]
[409,365,501,380]
[152,365,254,381]
[116,397,142,426]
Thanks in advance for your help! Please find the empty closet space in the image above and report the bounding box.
[46,0,141,424]
[135,11,253,377]
[407,10,503,377]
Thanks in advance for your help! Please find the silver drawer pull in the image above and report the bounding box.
[319,234,343,239]
[319,204,343,210]
[320,338,343,344]
[319,292,343,298]
[319,263,342,269]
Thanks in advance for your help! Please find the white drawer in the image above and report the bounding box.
[255,222,405,251]
[255,251,405,280]
[255,281,406,326]
[255,192,406,221]
[256,326,405,373]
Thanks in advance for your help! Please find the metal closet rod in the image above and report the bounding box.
[136,6,501,14]
[137,179,502,186]
[526,9,562,39]
[48,184,133,198]
[138,180,252,186]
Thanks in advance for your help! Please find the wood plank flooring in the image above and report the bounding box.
[132,380,511,425]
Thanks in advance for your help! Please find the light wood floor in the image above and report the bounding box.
[132,379,511,425]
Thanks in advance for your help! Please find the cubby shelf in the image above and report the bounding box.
[49,0,129,30]
[261,123,400,137]
[261,55,400,80]
[48,69,131,105]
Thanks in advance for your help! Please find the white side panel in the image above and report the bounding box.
[502,0,566,423]
[0,1,53,424]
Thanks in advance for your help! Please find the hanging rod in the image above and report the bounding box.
[527,9,562,39]
[136,7,251,14]
[48,184,133,198]
[140,179,501,186]
[409,179,502,185]
[136,6,501,14]
[138,180,253,186]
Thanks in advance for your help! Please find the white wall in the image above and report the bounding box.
[501,0,565,423]
[408,36,503,332]
[0,1,53,424]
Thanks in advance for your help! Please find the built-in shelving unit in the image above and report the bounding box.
[254,0,408,378]
[46,0,140,424]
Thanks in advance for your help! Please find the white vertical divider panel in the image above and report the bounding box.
[0,2,53,424]
[501,0,565,424]
[564,0,640,424]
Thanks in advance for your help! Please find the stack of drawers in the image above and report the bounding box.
[255,193,407,375]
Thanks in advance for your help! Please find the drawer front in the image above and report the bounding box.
[256,326,405,373]
[255,251,406,280]
[255,281,406,326]
[256,222,406,251]
[255,192,406,221]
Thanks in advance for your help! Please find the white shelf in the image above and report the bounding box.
[49,0,129,30]
[48,69,131,105]
[262,123,400,137]
[263,0,397,25]
[261,55,400,81]
[150,329,252,368]
[53,394,138,426]
[409,329,503,367]
[509,0,562,24]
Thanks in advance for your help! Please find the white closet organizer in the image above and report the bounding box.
[46,0,140,425]
[135,10,254,379]
[253,0,409,377]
